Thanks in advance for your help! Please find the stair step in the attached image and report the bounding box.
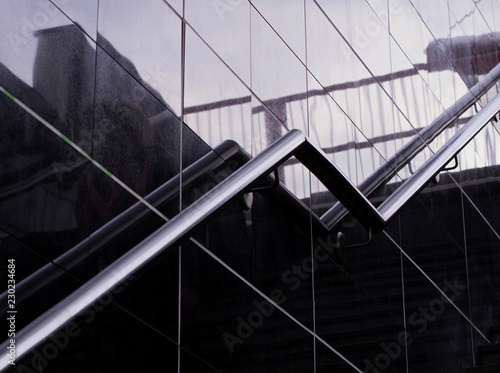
[480,344,500,366]
[466,363,500,373]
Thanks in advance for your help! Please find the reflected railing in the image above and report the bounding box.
[0,140,242,312]
[2,21,500,371]
[2,89,500,370]
[183,62,500,200]
[321,62,500,228]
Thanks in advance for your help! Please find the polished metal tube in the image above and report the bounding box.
[3,90,498,369]
[295,139,385,232]
[321,62,500,229]
[0,130,307,370]
[0,140,241,313]
[378,92,500,221]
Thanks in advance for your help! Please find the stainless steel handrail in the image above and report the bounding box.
[0,130,379,369]
[0,140,242,313]
[321,62,500,228]
[378,92,500,220]
[0,139,332,314]
[2,92,500,372]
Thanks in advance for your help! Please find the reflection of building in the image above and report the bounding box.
[426,32,500,87]
[33,25,95,136]
[0,2,500,373]
[0,24,209,238]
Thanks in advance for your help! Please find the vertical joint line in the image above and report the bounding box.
[179,1,187,214]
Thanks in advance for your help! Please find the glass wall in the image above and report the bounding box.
[1,0,499,372]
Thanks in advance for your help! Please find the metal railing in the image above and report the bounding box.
[321,62,500,228]
[0,140,243,312]
[8,58,499,314]
[2,90,500,371]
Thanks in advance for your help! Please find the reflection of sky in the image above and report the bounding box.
[1,0,497,104]
[1,0,500,198]
[0,1,97,85]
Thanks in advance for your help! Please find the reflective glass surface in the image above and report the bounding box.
[2,0,500,371]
